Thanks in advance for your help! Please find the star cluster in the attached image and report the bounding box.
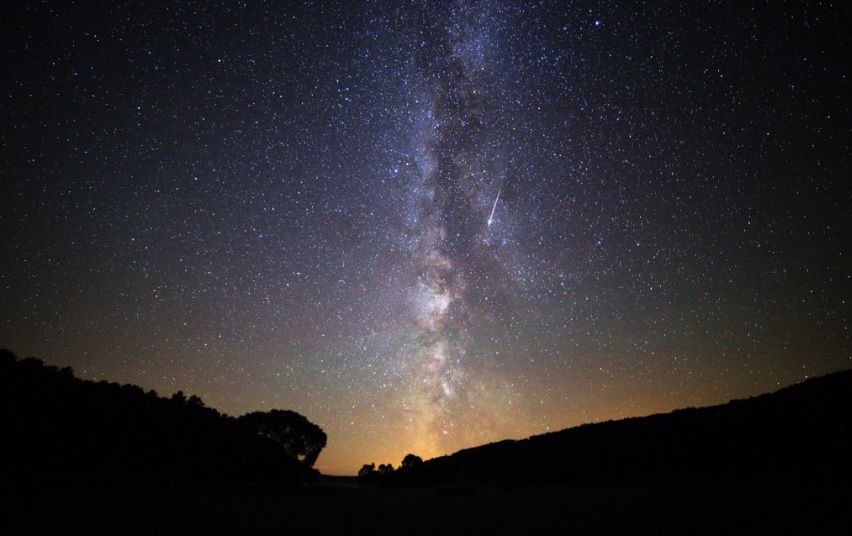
[2,1,849,474]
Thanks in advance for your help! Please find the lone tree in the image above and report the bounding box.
[401,453,423,469]
[238,409,327,466]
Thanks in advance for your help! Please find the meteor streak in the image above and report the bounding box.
[487,185,502,228]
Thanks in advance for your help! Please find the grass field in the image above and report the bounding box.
[4,477,850,534]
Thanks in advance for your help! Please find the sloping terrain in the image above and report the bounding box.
[401,370,852,486]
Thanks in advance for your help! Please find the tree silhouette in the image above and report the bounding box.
[358,463,376,478]
[238,409,327,466]
[401,453,423,469]
[378,463,395,475]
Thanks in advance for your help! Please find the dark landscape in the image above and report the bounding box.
[2,348,850,534]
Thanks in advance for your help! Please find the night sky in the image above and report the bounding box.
[3,1,849,475]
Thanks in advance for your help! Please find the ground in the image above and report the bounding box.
[3,476,850,535]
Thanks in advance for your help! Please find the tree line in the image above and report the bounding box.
[0,349,326,492]
[357,453,423,485]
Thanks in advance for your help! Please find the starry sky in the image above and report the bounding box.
[2,0,849,475]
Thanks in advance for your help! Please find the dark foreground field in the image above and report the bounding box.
[3,476,850,535]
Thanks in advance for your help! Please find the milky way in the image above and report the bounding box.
[394,1,525,454]
[2,1,849,474]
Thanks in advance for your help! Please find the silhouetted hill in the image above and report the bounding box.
[399,370,852,486]
[0,349,317,492]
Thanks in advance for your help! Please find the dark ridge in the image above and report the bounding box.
[0,349,318,492]
[394,370,852,487]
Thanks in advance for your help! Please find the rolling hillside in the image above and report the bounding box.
[400,370,852,486]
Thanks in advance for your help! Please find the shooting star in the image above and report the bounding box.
[487,184,502,228]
